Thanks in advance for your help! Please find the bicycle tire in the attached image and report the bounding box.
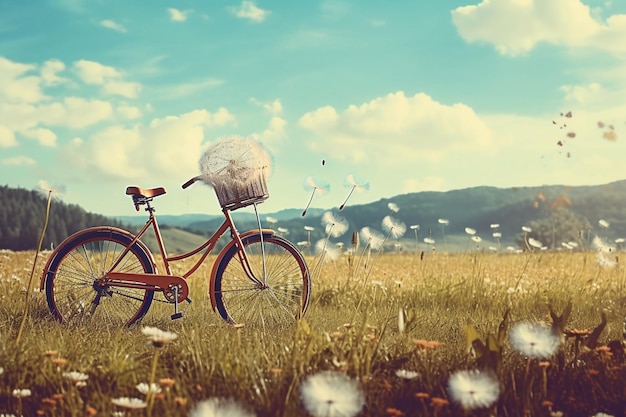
[212,233,311,327]
[43,227,156,326]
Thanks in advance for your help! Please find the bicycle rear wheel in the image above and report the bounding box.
[43,227,155,326]
[213,233,311,327]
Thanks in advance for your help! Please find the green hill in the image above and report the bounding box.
[2,180,626,252]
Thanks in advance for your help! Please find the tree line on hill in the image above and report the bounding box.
[1,180,625,252]
[0,185,126,251]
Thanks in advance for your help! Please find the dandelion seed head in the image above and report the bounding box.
[522,226,532,233]
[492,232,502,238]
[387,202,399,212]
[592,236,615,254]
[321,211,349,238]
[598,219,610,228]
[314,239,342,261]
[410,224,419,230]
[423,237,435,245]
[527,238,543,249]
[265,216,277,224]
[277,227,289,234]
[471,236,482,243]
[189,397,256,417]
[360,227,385,250]
[199,135,272,186]
[438,218,449,225]
[465,227,476,235]
[300,371,364,417]
[382,215,406,239]
[596,252,617,268]
[509,322,561,359]
[490,223,500,228]
[447,369,500,410]
[37,180,65,200]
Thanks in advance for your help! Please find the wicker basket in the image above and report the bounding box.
[212,171,269,210]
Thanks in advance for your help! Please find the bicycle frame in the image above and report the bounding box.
[40,202,275,312]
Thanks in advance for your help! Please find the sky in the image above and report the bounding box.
[1,0,626,217]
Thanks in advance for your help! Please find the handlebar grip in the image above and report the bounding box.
[182,176,202,189]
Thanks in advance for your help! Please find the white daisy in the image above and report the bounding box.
[509,322,561,359]
[62,371,89,383]
[12,388,31,398]
[395,369,419,380]
[142,326,177,347]
[136,382,162,395]
[447,369,500,410]
[300,370,364,417]
[111,397,147,409]
[189,397,256,417]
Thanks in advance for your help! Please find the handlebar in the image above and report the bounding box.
[182,175,203,189]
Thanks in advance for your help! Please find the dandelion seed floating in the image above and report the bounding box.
[388,202,399,213]
[189,397,256,417]
[302,176,330,216]
[321,211,349,238]
[339,175,370,210]
[447,369,500,410]
[382,215,407,240]
[300,371,364,417]
[509,322,561,359]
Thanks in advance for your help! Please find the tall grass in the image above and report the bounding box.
[0,249,624,416]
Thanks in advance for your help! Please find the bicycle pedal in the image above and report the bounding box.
[171,312,183,320]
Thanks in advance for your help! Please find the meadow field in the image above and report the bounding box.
[0,248,624,417]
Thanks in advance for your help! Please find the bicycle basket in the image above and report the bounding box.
[199,135,272,210]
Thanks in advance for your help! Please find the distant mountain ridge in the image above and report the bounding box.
[2,180,625,251]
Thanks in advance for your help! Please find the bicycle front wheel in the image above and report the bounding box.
[43,227,156,326]
[213,233,311,327]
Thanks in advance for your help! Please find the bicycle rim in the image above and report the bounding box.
[45,229,155,326]
[213,234,311,328]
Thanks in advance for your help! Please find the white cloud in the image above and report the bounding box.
[452,0,626,56]
[0,57,47,104]
[100,19,127,33]
[0,124,18,147]
[168,8,189,22]
[103,80,141,98]
[250,97,283,115]
[73,60,141,98]
[117,105,142,120]
[403,176,446,193]
[41,97,114,129]
[298,91,494,165]
[229,1,270,23]
[160,78,225,99]
[22,128,57,147]
[40,59,69,86]
[63,108,237,181]
[1,155,36,166]
[74,60,121,85]
[252,116,287,144]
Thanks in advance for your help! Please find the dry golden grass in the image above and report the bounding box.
[0,249,624,417]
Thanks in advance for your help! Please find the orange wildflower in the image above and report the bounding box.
[386,407,405,416]
[413,339,442,349]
